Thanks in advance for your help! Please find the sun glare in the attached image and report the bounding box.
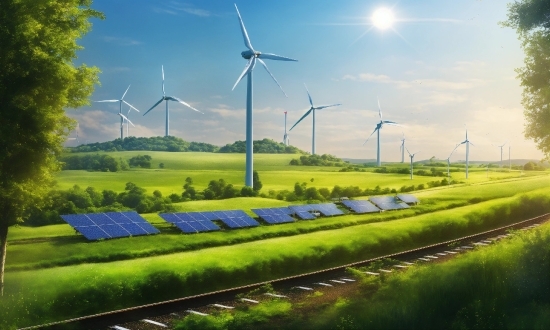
[372,8,395,30]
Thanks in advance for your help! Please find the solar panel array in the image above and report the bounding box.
[341,200,381,213]
[369,196,410,210]
[397,194,420,204]
[61,211,160,241]
[251,207,295,224]
[160,213,221,233]
[288,204,316,220]
[312,203,344,216]
[160,210,260,232]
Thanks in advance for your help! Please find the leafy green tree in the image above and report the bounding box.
[252,171,263,191]
[503,0,550,158]
[0,0,102,295]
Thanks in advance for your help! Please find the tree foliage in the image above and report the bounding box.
[218,138,304,154]
[503,0,550,158]
[0,0,102,295]
[69,136,219,153]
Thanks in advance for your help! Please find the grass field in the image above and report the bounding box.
[55,151,545,194]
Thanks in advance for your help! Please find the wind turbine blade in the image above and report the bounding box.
[469,141,475,147]
[234,4,254,51]
[377,97,382,120]
[119,113,135,127]
[122,100,140,112]
[257,58,287,97]
[315,104,341,110]
[258,53,297,61]
[304,83,313,107]
[121,85,131,100]
[383,122,402,127]
[289,109,313,131]
[162,65,165,96]
[143,97,164,116]
[232,57,255,91]
[168,96,204,114]
[363,127,378,145]
[95,100,119,103]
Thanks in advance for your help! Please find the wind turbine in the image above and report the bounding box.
[143,65,202,137]
[95,85,140,140]
[283,111,289,146]
[492,141,507,167]
[124,106,139,138]
[405,147,419,180]
[364,98,401,166]
[232,4,297,187]
[445,144,460,178]
[118,113,135,132]
[400,133,406,163]
[67,123,80,146]
[457,129,474,179]
[289,84,341,155]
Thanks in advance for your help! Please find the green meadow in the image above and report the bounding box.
[3,151,549,328]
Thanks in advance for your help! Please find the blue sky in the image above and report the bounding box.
[68,0,542,162]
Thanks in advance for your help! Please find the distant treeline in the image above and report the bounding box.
[67,136,305,154]
[60,154,153,171]
[289,154,347,167]
[218,138,304,154]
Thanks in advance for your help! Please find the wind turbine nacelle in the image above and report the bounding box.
[241,50,258,59]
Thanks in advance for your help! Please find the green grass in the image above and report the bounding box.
[54,151,546,194]
[3,191,550,328]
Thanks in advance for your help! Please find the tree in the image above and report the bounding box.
[252,171,263,191]
[0,0,102,295]
[503,0,550,158]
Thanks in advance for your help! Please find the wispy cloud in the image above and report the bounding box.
[154,2,212,17]
[342,72,486,90]
[102,36,141,46]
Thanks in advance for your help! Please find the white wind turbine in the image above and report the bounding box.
[445,144,460,178]
[232,4,297,187]
[492,141,508,167]
[118,113,135,132]
[283,111,289,146]
[289,84,341,155]
[406,147,419,180]
[67,122,80,146]
[143,65,202,137]
[364,98,401,166]
[457,129,474,179]
[124,105,139,138]
[400,133,406,163]
[95,85,140,140]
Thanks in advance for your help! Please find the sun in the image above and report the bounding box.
[372,8,395,30]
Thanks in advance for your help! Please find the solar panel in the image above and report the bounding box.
[289,204,314,213]
[341,200,381,213]
[313,203,344,216]
[369,196,411,211]
[295,211,316,220]
[215,210,260,228]
[252,208,295,224]
[159,212,221,233]
[61,212,159,241]
[397,194,420,204]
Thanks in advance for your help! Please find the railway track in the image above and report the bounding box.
[19,213,549,330]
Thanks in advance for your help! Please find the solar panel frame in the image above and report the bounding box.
[100,224,130,238]
[289,204,314,213]
[396,194,420,204]
[295,211,316,220]
[61,214,95,227]
[76,226,109,241]
[342,200,381,214]
[120,211,148,224]
[314,203,344,216]
[86,213,116,226]
[120,222,149,235]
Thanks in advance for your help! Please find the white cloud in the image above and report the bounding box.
[102,36,141,46]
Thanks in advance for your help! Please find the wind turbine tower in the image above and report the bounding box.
[364,98,401,166]
[124,106,139,138]
[232,4,297,187]
[400,133,406,163]
[143,65,202,137]
[289,84,341,155]
[458,129,474,179]
[406,147,419,180]
[283,111,289,146]
[95,85,139,140]
[445,144,459,178]
[494,141,507,167]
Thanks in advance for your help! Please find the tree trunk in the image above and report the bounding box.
[0,225,7,297]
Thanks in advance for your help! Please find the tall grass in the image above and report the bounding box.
[2,192,550,328]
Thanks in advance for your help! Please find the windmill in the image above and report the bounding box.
[143,65,202,137]
[283,111,289,146]
[405,147,419,180]
[492,141,507,167]
[232,4,297,187]
[457,129,474,179]
[95,85,140,140]
[289,84,341,155]
[364,98,400,166]
[400,133,406,163]
[67,122,80,146]
[445,144,460,178]
[124,105,139,138]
